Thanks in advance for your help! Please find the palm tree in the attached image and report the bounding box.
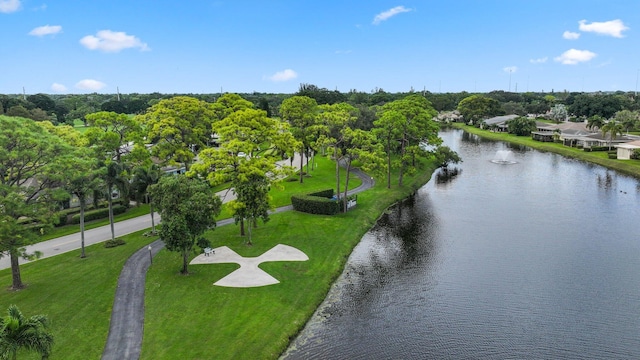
[0,305,54,360]
[131,164,163,234]
[104,162,129,241]
[587,115,605,131]
[601,121,624,150]
[67,172,103,258]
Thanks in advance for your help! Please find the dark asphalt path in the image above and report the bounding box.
[100,167,374,359]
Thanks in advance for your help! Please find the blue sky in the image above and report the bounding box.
[2,0,639,95]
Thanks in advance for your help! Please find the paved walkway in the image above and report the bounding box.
[100,160,374,360]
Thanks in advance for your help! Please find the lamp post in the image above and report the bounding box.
[148,245,152,264]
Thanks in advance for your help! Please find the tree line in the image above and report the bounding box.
[1,91,462,289]
[4,85,640,128]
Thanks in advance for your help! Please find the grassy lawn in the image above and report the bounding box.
[216,155,361,220]
[0,154,434,359]
[454,124,640,179]
[140,159,434,359]
[0,230,158,360]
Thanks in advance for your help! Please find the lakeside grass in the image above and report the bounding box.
[0,156,431,359]
[141,159,435,359]
[453,124,640,179]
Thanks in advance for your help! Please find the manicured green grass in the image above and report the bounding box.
[454,124,640,179]
[217,155,361,220]
[141,159,434,359]
[0,230,158,360]
[38,204,152,241]
[0,156,432,359]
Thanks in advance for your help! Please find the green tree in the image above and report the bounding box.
[0,305,54,360]
[149,176,221,274]
[0,117,72,289]
[139,96,215,171]
[338,127,383,212]
[456,94,503,125]
[601,121,624,150]
[6,106,31,119]
[613,110,639,134]
[433,145,462,168]
[586,115,605,131]
[131,164,163,234]
[103,162,129,242]
[191,107,297,236]
[549,104,568,123]
[26,93,55,113]
[373,109,403,188]
[280,96,320,183]
[376,95,441,187]
[85,111,143,162]
[506,116,537,136]
[316,103,358,196]
[64,154,103,258]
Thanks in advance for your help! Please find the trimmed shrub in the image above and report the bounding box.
[70,205,127,224]
[104,238,126,248]
[291,189,342,215]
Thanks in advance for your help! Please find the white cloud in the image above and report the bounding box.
[75,79,106,91]
[503,66,518,73]
[372,6,412,25]
[80,30,150,52]
[529,57,548,64]
[0,0,21,13]
[29,25,62,37]
[554,49,597,65]
[578,19,629,38]
[51,83,67,92]
[267,69,298,82]
[563,31,580,40]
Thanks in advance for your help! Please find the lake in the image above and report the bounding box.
[282,129,640,359]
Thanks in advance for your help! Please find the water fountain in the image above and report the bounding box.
[490,150,517,164]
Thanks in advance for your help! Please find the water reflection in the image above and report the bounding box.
[434,167,462,187]
[283,129,640,360]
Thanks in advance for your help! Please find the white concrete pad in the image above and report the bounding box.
[190,244,309,288]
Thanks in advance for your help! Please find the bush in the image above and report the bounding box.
[583,146,610,152]
[291,189,342,215]
[70,205,127,224]
[104,238,126,248]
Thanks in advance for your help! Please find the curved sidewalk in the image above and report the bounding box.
[101,165,374,359]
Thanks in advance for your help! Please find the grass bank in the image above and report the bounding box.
[453,124,640,179]
[0,230,158,360]
[0,156,434,359]
[141,160,436,359]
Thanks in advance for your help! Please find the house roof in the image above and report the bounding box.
[615,140,640,149]
[483,114,518,126]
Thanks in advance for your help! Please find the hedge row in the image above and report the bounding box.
[69,205,127,224]
[55,198,129,227]
[291,189,342,215]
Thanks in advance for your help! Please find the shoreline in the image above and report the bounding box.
[452,123,640,179]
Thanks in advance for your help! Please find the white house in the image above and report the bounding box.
[615,140,640,160]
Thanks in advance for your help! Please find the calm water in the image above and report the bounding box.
[282,129,640,360]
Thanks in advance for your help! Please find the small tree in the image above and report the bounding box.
[550,104,568,123]
[0,305,54,360]
[434,145,462,168]
[131,164,163,234]
[149,176,221,274]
